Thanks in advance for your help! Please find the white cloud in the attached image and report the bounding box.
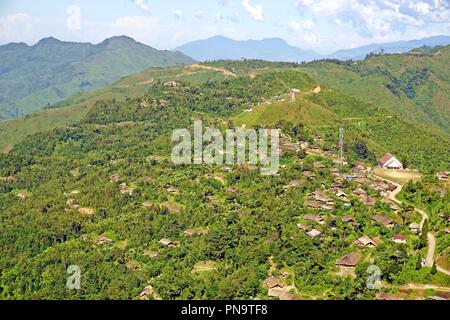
[411,2,431,15]
[82,16,161,45]
[289,20,314,31]
[242,0,263,21]
[173,9,183,19]
[219,0,236,6]
[295,0,450,37]
[194,10,205,20]
[0,13,33,43]
[115,16,158,29]
[303,33,320,46]
[215,13,224,21]
[289,21,301,31]
[214,12,240,23]
[132,0,150,12]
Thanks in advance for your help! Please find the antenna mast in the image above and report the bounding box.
[339,127,344,171]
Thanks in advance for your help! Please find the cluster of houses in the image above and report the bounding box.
[291,155,417,275]
[301,160,397,214]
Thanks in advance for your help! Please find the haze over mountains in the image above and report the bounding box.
[328,35,450,60]
[175,35,450,62]
[174,35,319,62]
[1,34,449,122]
[0,35,194,120]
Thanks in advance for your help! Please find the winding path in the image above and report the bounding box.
[372,173,450,276]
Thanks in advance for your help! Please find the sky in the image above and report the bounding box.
[0,0,449,54]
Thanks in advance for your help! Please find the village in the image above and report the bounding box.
[3,84,449,301]
[92,128,447,300]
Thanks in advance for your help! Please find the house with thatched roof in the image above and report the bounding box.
[409,222,420,234]
[264,276,284,289]
[296,223,310,230]
[342,215,358,226]
[143,250,158,258]
[335,190,349,202]
[165,204,180,213]
[336,252,361,267]
[371,214,394,228]
[330,168,340,176]
[354,235,376,248]
[142,201,154,209]
[184,228,208,237]
[304,200,323,209]
[109,173,120,182]
[352,188,367,196]
[303,170,316,179]
[313,161,326,169]
[303,213,325,223]
[312,191,334,204]
[139,285,156,300]
[78,207,95,216]
[436,172,448,181]
[16,191,29,200]
[166,186,179,194]
[95,235,113,245]
[159,238,176,247]
[392,234,407,244]
[126,261,140,270]
[361,196,376,206]
[119,183,134,196]
[164,80,178,87]
[306,229,322,238]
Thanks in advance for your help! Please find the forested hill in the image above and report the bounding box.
[0,70,448,299]
[0,36,195,120]
[297,45,450,135]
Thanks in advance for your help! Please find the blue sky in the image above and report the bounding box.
[1,0,449,54]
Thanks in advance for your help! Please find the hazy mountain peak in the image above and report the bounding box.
[0,35,194,121]
[0,42,29,50]
[36,36,62,46]
[97,35,138,49]
[175,35,319,62]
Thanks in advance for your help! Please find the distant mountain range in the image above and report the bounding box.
[174,35,319,62]
[0,35,194,120]
[174,35,450,62]
[327,35,450,60]
[2,34,450,121]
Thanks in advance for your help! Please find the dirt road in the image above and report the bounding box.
[372,172,450,276]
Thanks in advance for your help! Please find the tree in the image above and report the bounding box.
[420,219,428,248]
[415,254,422,270]
[431,261,437,275]
[353,140,369,159]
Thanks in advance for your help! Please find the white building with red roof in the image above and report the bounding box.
[378,153,403,169]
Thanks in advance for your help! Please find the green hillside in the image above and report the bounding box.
[234,84,449,172]
[0,65,228,153]
[297,46,450,135]
[0,70,448,300]
[2,47,448,155]
[0,36,195,120]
